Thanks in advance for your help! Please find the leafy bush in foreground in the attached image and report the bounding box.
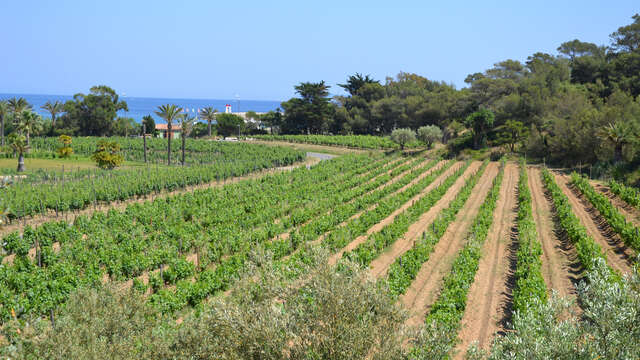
[2,250,412,360]
[487,258,640,360]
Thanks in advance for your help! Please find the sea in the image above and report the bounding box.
[0,93,282,123]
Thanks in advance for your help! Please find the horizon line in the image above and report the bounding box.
[0,92,285,103]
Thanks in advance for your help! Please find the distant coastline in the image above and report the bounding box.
[0,93,282,123]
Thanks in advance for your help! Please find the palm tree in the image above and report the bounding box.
[8,133,28,172]
[179,114,196,166]
[16,111,43,148]
[41,100,64,128]
[200,107,217,137]
[0,100,7,146]
[598,122,635,163]
[7,97,31,126]
[154,104,183,166]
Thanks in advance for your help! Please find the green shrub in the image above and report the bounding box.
[90,140,124,170]
[56,134,73,158]
[417,125,443,148]
[390,128,417,150]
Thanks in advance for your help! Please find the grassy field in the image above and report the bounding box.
[0,157,150,173]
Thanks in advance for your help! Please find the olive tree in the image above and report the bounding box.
[4,248,410,360]
[485,258,640,360]
[417,125,443,148]
[390,128,416,150]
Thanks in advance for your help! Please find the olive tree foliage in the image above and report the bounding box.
[478,258,640,360]
[417,125,443,148]
[391,128,416,150]
[7,248,637,360]
[0,286,173,360]
[172,249,409,360]
[3,248,413,360]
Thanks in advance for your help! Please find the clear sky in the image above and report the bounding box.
[1,1,638,101]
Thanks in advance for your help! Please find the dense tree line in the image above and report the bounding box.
[274,15,640,173]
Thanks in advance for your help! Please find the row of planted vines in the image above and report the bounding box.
[2,155,640,358]
[27,136,309,165]
[571,173,640,251]
[0,153,409,322]
[0,142,305,220]
[253,134,420,149]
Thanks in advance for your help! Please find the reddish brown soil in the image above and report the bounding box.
[400,163,499,328]
[328,161,474,266]
[454,163,518,356]
[530,168,581,298]
[553,173,635,274]
[367,161,482,278]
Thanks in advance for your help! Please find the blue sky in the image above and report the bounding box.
[0,1,637,101]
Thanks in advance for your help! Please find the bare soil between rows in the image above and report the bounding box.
[592,182,640,227]
[313,160,447,250]
[529,168,582,299]
[366,161,481,279]
[454,163,518,356]
[270,157,408,243]
[553,173,635,274]
[400,162,499,328]
[328,161,469,266]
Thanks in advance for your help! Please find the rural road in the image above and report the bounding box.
[306,152,336,160]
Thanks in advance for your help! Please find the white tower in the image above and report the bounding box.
[225,104,232,113]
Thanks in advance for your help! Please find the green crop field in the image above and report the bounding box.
[2,137,639,358]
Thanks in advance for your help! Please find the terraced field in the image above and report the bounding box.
[2,151,639,358]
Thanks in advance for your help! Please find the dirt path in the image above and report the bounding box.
[592,182,640,227]
[530,168,581,297]
[327,161,473,266]
[553,173,635,274]
[455,163,518,355]
[400,162,499,328]
[367,161,481,279]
